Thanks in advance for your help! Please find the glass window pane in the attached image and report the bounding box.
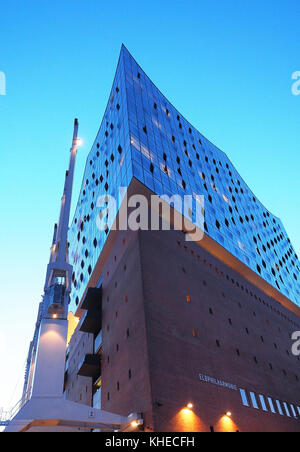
[276,400,284,415]
[240,389,250,407]
[250,392,259,409]
[290,404,297,418]
[268,397,276,414]
[283,402,291,417]
[259,395,268,412]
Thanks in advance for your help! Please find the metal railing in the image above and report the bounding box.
[0,390,31,428]
[0,408,10,427]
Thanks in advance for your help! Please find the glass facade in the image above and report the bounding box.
[69,45,300,312]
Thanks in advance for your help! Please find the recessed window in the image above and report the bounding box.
[283,402,291,417]
[275,400,284,416]
[267,397,276,414]
[240,389,250,407]
[259,395,268,412]
[290,404,297,418]
[250,392,259,409]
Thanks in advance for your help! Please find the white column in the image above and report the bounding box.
[31,319,68,398]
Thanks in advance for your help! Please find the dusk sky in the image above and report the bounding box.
[0,0,300,413]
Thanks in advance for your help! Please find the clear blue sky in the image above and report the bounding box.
[0,0,299,412]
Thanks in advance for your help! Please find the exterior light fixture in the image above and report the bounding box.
[131,421,138,428]
[76,138,83,147]
[226,411,232,417]
[53,314,58,319]
[187,403,193,410]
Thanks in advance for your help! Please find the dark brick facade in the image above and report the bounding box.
[65,184,300,432]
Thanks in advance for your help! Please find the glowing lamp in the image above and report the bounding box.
[187,403,194,410]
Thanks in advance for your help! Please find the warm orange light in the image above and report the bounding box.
[187,403,194,410]
[131,421,138,428]
[217,413,238,433]
[67,312,80,345]
[53,314,58,319]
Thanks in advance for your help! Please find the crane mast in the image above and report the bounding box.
[22,118,80,402]
[4,119,142,432]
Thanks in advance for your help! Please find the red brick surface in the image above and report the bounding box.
[66,226,300,432]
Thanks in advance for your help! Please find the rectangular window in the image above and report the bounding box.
[276,400,284,416]
[283,402,291,417]
[289,404,297,418]
[240,389,250,407]
[267,397,276,414]
[250,392,259,409]
[259,395,268,412]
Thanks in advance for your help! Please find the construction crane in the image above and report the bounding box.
[4,120,142,432]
